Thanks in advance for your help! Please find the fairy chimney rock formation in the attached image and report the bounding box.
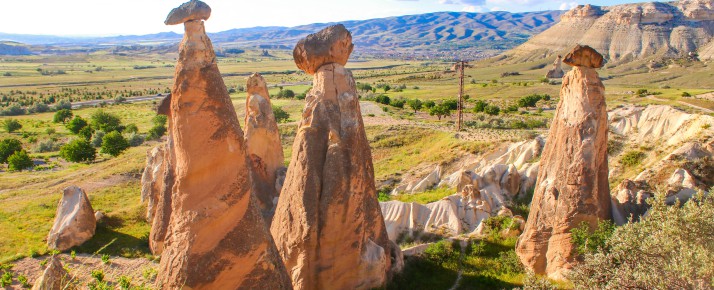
[245,73,285,221]
[164,0,211,25]
[156,1,291,289]
[293,24,354,75]
[516,45,611,280]
[47,186,96,251]
[545,55,564,78]
[271,25,395,290]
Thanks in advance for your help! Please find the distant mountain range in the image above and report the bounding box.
[0,10,564,59]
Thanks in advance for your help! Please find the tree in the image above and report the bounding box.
[383,85,391,93]
[277,89,295,99]
[442,99,458,110]
[0,138,23,163]
[7,150,33,171]
[79,126,95,140]
[272,106,290,123]
[429,104,452,120]
[60,139,96,163]
[407,99,423,113]
[473,100,487,112]
[53,109,73,123]
[124,124,139,134]
[90,110,122,132]
[389,99,405,108]
[101,131,129,157]
[517,94,543,108]
[375,95,391,105]
[3,119,22,133]
[66,116,89,134]
[424,100,436,109]
[147,114,168,140]
[484,105,500,116]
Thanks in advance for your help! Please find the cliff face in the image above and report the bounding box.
[508,0,714,62]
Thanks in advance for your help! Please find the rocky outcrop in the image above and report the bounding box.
[293,24,353,75]
[244,73,285,221]
[611,179,651,225]
[609,105,714,146]
[156,2,291,289]
[148,141,174,256]
[47,186,96,251]
[270,25,394,290]
[545,55,564,78]
[507,1,714,63]
[141,145,164,222]
[516,45,611,280]
[31,256,70,290]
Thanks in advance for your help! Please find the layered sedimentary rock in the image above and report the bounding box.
[244,73,285,221]
[271,24,394,290]
[516,45,611,280]
[156,2,291,289]
[545,55,564,78]
[47,186,96,251]
[507,1,714,63]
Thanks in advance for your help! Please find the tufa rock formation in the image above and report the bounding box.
[515,45,611,280]
[244,73,286,221]
[156,1,291,289]
[545,55,564,78]
[271,24,396,290]
[47,185,96,251]
[31,256,70,290]
[293,24,354,75]
[507,1,714,63]
[164,0,211,25]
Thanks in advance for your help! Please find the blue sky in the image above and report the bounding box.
[2,0,642,36]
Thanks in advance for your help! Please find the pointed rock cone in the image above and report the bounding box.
[155,2,292,289]
[515,45,611,280]
[545,55,564,79]
[244,73,285,222]
[47,185,96,251]
[271,25,395,290]
[31,256,71,290]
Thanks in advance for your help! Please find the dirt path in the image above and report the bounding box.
[647,95,714,114]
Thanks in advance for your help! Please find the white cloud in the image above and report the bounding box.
[462,5,485,12]
[559,1,578,10]
[439,0,486,6]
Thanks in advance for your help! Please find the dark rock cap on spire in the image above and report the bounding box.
[563,44,605,68]
[293,24,354,75]
[165,0,211,25]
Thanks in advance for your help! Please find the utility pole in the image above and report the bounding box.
[455,60,471,131]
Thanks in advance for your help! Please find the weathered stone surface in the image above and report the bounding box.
[31,256,70,290]
[155,11,291,289]
[270,57,393,288]
[164,0,211,25]
[244,73,285,221]
[611,179,650,225]
[293,24,353,75]
[545,55,564,78]
[140,142,175,255]
[141,145,164,222]
[563,44,604,68]
[516,46,611,280]
[47,186,96,251]
[156,93,172,116]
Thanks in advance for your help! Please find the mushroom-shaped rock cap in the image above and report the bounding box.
[165,0,211,25]
[293,24,354,75]
[563,45,605,68]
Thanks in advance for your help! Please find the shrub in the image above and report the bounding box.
[389,99,405,108]
[101,131,129,157]
[375,95,391,105]
[101,254,111,264]
[570,220,615,255]
[442,99,458,110]
[91,131,105,147]
[272,106,290,123]
[484,105,500,116]
[276,89,295,99]
[0,138,23,163]
[91,269,105,282]
[34,139,61,153]
[0,104,26,116]
[429,104,452,120]
[54,100,72,111]
[46,128,56,135]
[570,192,714,288]
[124,123,139,134]
[127,133,145,147]
[66,116,89,134]
[423,100,436,109]
[681,92,691,97]
[147,126,166,140]
[423,240,460,266]
[619,150,646,167]
[8,150,33,171]
[118,275,131,289]
[473,100,487,112]
[29,103,50,114]
[90,110,122,132]
[60,139,96,163]
[407,99,423,113]
[3,119,22,132]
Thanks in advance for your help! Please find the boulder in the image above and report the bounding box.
[545,55,564,78]
[244,73,285,221]
[293,24,353,75]
[47,185,96,251]
[164,0,211,25]
[156,3,291,289]
[611,179,650,225]
[31,256,70,290]
[271,25,392,290]
[516,45,611,280]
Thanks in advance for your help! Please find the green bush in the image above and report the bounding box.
[570,220,615,255]
[8,150,33,171]
[424,100,436,109]
[407,99,422,113]
[3,119,22,133]
[429,104,452,120]
[79,126,95,140]
[101,131,129,157]
[473,100,487,112]
[619,150,646,167]
[442,99,458,110]
[389,99,406,108]
[34,139,61,153]
[0,138,23,163]
[375,95,391,105]
[484,105,500,116]
[127,133,145,147]
[570,192,714,288]
[60,139,96,163]
[66,116,89,134]
[91,131,106,147]
[147,126,167,140]
[124,123,139,134]
[53,109,73,123]
[272,106,290,123]
[90,110,122,132]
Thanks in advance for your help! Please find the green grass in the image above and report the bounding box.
[392,186,456,204]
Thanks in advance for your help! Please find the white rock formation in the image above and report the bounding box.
[47,186,96,251]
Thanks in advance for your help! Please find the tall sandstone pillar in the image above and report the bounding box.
[270,24,395,290]
[244,73,285,222]
[156,1,291,289]
[516,45,611,280]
